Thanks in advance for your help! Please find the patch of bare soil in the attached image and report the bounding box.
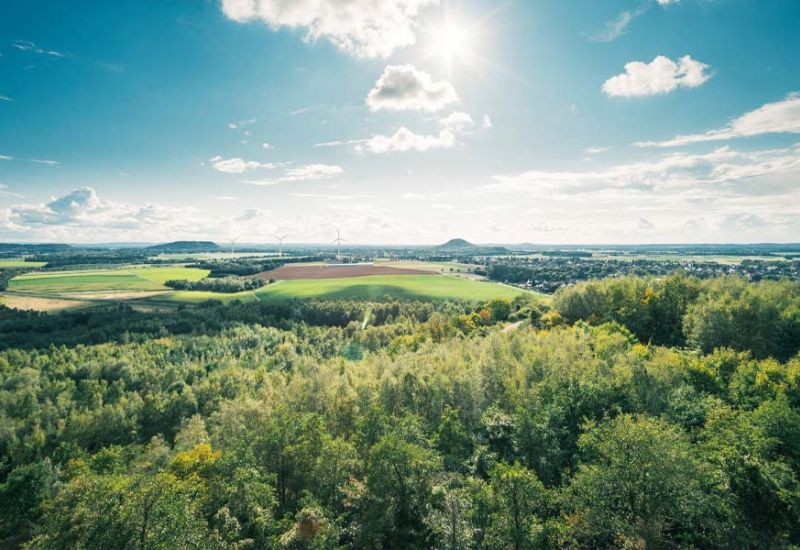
[1,294,89,312]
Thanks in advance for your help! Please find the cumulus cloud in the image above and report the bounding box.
[245,163,343,185]
[367,64,458,112]
[0,186,284,242]
[439,111,474,132]
[636,92,800,147]
[219,0,436,58]
[357,127,455,154]
[603,55,711,97]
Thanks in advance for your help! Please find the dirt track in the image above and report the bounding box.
[260,264,435,280]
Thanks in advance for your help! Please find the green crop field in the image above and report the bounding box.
[9,272,163,294]
[8,266,209,295]
[252,275,525,302]
[0,259,47,268]
[163,290,258,304]
[131,267,210,284]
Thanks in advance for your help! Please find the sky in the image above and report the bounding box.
[0,0,799,245]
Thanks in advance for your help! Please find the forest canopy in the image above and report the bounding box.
[1,274,799,549]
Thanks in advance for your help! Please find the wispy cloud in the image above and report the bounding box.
[227,117,257,129]
[12,39,66,58]
[30,159,60,166]
[0,183,24,199]
[480,144,800,199]
[208,156,288,173]
[636,92,800,147]
[246,164,343,185]
[0,95,12,102]
[591,0,678,42]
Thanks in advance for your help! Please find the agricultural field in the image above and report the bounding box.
[8,271,165,294]
[3,266,211,311]
[253,275,525,302]
[262,263,433,280]
[2,263,531,311]
[0,259,47,268]
[376,260,483,274]
[129,266,210,284]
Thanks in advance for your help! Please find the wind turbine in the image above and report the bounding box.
[227,237,238,258]
[333,228,346,262]
[273,234,288,258]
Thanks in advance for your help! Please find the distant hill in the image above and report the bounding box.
[0,243,72,254]
[434,238,475,251]
[146,241,221,253]
[433,238,509,255]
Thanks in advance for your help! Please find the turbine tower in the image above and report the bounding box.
[227,237,238,258]
[273,234,288,258]
[333,228,346,262]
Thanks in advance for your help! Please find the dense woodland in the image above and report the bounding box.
[1,275,800,548]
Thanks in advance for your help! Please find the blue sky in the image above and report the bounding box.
[0,0,798,244]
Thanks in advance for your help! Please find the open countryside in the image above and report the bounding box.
[2,1,800,549]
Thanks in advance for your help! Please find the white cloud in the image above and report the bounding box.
[0,186,288,242]
[481,143,800,198]
[367,64,458,112]
[357,127,455,154]
[591,10,637,42]
[209,156,285,173]
[603,55,711,97]
[481,114,493,129]
[0,155,12,160]
[288,105,320,116]
[585,146,610,155]
[0,95,12,102]
[592,1,678,42]
[220,0,436,59]
[245,163,343,185]
[30,159,60,166]
[227,117,256,129]
[262,142,273,150]
[636,92,800,147]
[0,183,23,199]
[11,39,66,58]
[439,111,474,132]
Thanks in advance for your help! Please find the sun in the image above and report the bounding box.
[435,23,469,59]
